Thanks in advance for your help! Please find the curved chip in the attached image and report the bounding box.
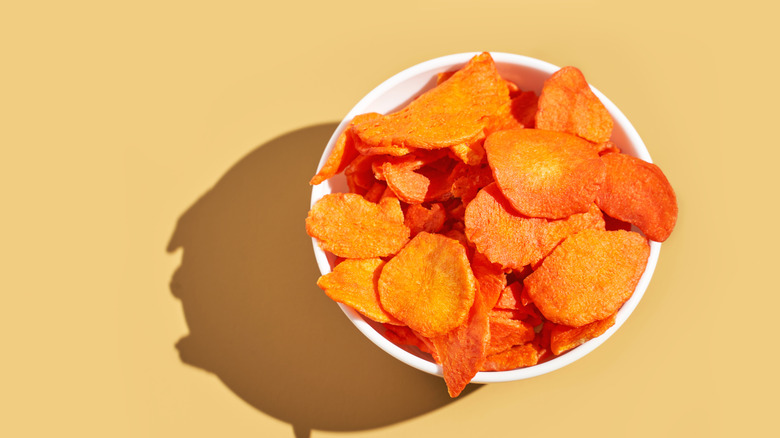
[431,284,491,398]
[485,129,606,219]
[471,251,506,310]
[464,183,605,270]
[306,193,410,258]
[310,129,358,185]
[449,162,494,205]
[550,313,616,356]
[317,258,401,324]
[378,232,477,338]
[524,229,650,327]
[383,160,453,204]
[481,343,540,371]
[596,153,678,242]
[486,317,536,356]
[383,324,436,357]
[486,90,538,134]
[535,66,614,143]
[345,154,379,195]
[351,52,510,151]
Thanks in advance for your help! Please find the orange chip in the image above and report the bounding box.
[378,232,476,338]
[378,195,405,223]
[471,251,506,309]
[524,229,650,327]
[486,317,536,356]
[481,343,540,371]
[310,129,359,185]
[550,313,616,356]
[431,283,491,397]
[351,112,414,157]
[486,90,538,134]
[535,66,614,143]
[351,52,510,151]
[442,228,470,253]
[532,321,555,363]
[464,183,605,269]
[383,159,454,204]
[490,304,542,327]
[596,153,678,242]
[449,141,485,166]
[436,70,456,85]
[317,258,401,324]
[383,324,436,357]
[345,154,379,195]
[306,193,410,258]
[495,281,523,310]
[404,203,447,237]
[363,181,387,203]
[449,162,494,205]
[485,129,606,219]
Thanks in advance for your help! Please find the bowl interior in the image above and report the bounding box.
[310,52,660,383]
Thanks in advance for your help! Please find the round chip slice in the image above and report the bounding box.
[305,193,410,258]
[485,129,606,219]
[378,232,476,338]
[351,52,510,151]
[535,66,614,143]
[317,258,401,325]
[596,153,678,242]
[524,229,650,327]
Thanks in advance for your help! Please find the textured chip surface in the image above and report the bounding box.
[431,284,491,397]
[351,52,510,151]
[550,313,616,356]
[524,229,650,327]
[596,153,678,242]
[535,66,614,143]
[306,193,410,258]
[485,129,606,219]
[465,183,605,269]
[378,232,477,337]
[317,258,401,324]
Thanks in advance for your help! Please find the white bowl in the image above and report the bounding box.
[310,52,661,384]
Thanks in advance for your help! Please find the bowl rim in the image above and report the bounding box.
[310,52,660,384]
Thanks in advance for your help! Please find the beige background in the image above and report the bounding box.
[2,1,777,437]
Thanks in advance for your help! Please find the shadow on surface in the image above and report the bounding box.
[167,124,479,438]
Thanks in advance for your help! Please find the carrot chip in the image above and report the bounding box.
[431,283,491,397]
[351,52,510,151]
[306,193,410,258]
[382,154,453,204]
[310,129,358,185]
[464,183,605,270]
[550,313,617,356]
[596,153,678,242]
[317,258,401,324]
[535,66,614,143]
[383,324,437,357]
[486,317,536,356]
[481,343,540,371]
[404,203,447,237]
[524,229,650,327]
[485,129,606,219]
[378,232,476,338]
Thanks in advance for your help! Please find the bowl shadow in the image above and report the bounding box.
[166,123,479,438]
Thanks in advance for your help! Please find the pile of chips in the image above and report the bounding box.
[306,52,677,397]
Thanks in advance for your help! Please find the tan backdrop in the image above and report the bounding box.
[2,1,777,437]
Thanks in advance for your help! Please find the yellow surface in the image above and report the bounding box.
[2,1,777,437]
